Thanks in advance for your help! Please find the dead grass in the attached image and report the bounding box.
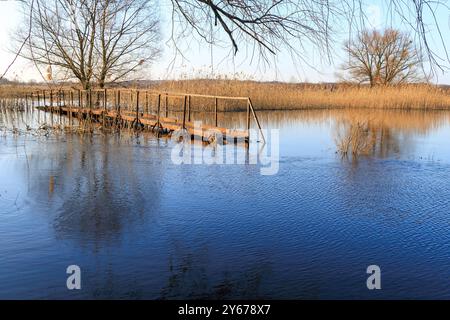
[1,80,450,111]
[151,80,450,111]
[335,119,376,156]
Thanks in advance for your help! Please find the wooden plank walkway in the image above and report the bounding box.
[30,88,265,145]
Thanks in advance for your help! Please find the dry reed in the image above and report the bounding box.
[151,80,450,111]
[2,79,450,111]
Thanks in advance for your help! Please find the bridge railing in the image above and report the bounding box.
[30,88,265,143]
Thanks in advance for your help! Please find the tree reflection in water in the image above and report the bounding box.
[21,133,166,249]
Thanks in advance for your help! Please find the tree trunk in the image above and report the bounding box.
[81,80,91,90]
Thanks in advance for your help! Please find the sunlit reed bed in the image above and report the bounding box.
[151,80,450,111]
[1,80,450,111]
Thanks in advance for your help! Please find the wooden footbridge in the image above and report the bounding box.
[28,88,264,145]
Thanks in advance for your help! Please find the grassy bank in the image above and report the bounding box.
[150,80,450,111]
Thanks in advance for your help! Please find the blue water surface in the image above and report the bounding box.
[1,108,450,299]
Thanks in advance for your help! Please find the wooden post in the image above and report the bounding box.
[114,89,117,111]
[50,95,54,126]
[36,93,40,109]
[182,95,187,129]
[117,90,121,114]
[188,95,191,122]
[246,98,251,132]
[62,91,65,126]
[104,89,107,111]
[215,97,218,127]
[89,89,92,110]
[58,90,62,124]
[248,97,265,143]
[103,89,107,127]
[42,90,46,107]
[37,94,41,122]
[165,93,168,117]
[157,94,161,123]
[70,90,74,126]
[145,91,149,114]
[135,90,140,121]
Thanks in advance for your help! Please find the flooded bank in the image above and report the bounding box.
[1,107,450,299]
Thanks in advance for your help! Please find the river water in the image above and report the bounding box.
[1,107,450,299]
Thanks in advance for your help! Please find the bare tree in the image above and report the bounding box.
[169,1,449,72]
[15,0,160,89]
[342,29,423,86]
[3,0,449,83]
[96,0,160,88]
[169,0,335,63]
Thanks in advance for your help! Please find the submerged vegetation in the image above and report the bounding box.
[0,96,118,137]
[331,109,450,158]
[335,120,374,157]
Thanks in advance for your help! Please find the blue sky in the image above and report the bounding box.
[1,0,449,84]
